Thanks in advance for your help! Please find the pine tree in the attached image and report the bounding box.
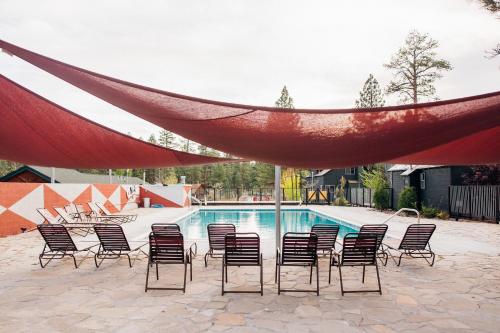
[384,30,452,103]
[158,130,176,148]
[355,74,385,108]
[275,86,294,108]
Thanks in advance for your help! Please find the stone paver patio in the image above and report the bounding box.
[1,206,499,332]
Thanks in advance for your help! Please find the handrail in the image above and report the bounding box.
[382,208,420,224]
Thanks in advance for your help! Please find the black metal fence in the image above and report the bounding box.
[194,187,303,202]
[449,185,500,222]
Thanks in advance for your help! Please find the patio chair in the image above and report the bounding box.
[72,203,93,222]
[151,223,198,255]
[37,224,97,268]
[204,223,236,267]
[87,202,128,224]
[359,224,389,266]
[311,224,339,283]
[222,232,263,296]
[145,232,195,293]
[96,202,137,222]
[385,224,436,266]
[40,207,92,236]
[333,233,381,295]
[276,232,319,295]
[93,224,148,268]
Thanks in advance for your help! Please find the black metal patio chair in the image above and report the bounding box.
[333,232,381,295]
[37,224,97,268]
[385,224,436,266]
[359,224,389,266]
[276,232,319,295]
[151,223,198,255]
[145,232,196,293]
[204,223,236,267]
[311,224,339,283]
[222,232,263,296]
[93,224,147,268]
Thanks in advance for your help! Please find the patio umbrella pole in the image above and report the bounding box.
[50,167,55,183]
[275,165,281,250]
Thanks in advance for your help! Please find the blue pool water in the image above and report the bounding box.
[176,209,358,243]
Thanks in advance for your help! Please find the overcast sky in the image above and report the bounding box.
[1,0,499,142]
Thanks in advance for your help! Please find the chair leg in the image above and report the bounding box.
[316,262,320,296]
[277,264,281,295]
[190,256,193,281]
[225,262,228,283]
[338,265,344,296]
[156,263,159,280]
[221,259,225,296]
[362,265,366,283]
[430,251,435,266]
[127,254,132,268]
[183,261,187,293]
[328,251,333,284]
[145,259,150,292]
[397,253,404,266]
[309,264,313,284]
[375,262,382,295]
[260,255,264,296]
[71,254,78,268]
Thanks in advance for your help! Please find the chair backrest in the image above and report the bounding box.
[54,207,77,223]
[87,202,102,216]
[281,232,318,265]
[37,208,60,224]
[311,224,339,250]
[96,202,112,216]
[224,232,260,266]
[149,232,185,263]
[38,224,77,252]
[399,224,436,250]
[94,224,131,251]
[64,204,76,215]
[359,224,388,251]
[207,224,236,250]
[151,223,181,235]
[341,233,378,265]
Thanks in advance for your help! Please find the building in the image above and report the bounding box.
[387,165,472,211]
[0,165,146,184]
[305,168,361,188]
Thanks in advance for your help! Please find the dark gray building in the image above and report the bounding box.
[306,168,360,188]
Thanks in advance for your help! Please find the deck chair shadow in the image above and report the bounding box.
[222,232,263,296]
[37,224,97,268]
[93,224,148,268]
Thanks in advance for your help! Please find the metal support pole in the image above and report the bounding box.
[108,169,112,184]
[275,165,281,251]
[51,167,55,183]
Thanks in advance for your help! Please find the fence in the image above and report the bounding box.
[194,187,303,202]
[347,187,393,208]
[449,185,500,222]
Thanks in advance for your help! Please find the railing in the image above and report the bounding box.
[347,187,393,208]
[449,185,499,222]
[382,208,420,224]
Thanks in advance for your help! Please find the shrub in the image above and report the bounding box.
[436,211,450,220]
[398,186,417,210]
[373,188,390,210]
[421,205,439,218]
[333,176,349,206]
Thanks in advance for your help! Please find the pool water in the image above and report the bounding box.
[176,209,358,250]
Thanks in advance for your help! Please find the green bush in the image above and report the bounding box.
[398,186,417,210]
[421,205,440,218]
[373,188,390,210]
[436,210,450,220]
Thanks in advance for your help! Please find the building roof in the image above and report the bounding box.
[1,165,146,184]
[387,164,444,175]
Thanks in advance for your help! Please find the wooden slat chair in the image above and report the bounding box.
[311,224,339,284]
[334,233,381,295]
[96,202,137,222]
[359,224,389,266]
[276,232,319,295]
[204,223,236,267]
[87,202,128,224]
[222,232,263,296]
[145,232,195,293]
[37,224,97,268]
[93,224,147,268]
[386,224,436,266]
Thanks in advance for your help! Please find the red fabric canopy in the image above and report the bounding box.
[1,39,499,168]
[0,74,234,168]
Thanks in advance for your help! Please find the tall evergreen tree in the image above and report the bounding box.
[158,130,176,148]
[275,85,294,108]
[355,74,385,108]
[384,30,452,103]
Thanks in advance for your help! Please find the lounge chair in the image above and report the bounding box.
[276,232,319,295]
[311,224,339,283]
[96,202,137,222]
[222,232,263,296]
[151,223,198,255]
[333,233,381,295]
[204,223,236,267]
[87,202,129,224]
[38,208,91,236]
[359,224,389,266]
[145,232,195,293]
[37,224,97,268]
[385,224,436,266]
[93,224,148,268]
[72,203,93,222]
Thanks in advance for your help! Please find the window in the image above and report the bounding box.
[344,167,356,175]
[420,172,426,190]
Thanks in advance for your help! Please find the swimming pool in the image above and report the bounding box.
[176,209,358,254]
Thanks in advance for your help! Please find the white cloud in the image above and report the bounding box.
[0,0,498,139]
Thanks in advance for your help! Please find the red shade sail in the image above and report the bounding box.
[0,75,234,168]
[1,39,499,168]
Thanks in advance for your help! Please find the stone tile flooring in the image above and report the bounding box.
[0,206,499,332]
